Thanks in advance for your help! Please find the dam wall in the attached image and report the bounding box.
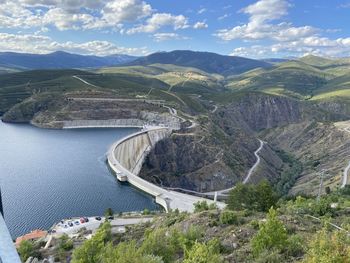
[107,127,225,212]
[62,118,181,130]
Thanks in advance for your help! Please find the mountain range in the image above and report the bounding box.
[0,50,273,75]
[0,51,137,70]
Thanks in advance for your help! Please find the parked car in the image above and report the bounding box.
[95,216,102,221]
[108,216,114,220]
[80,218,85,223]
[74,221,80,225]
[68,222,73,227]
[84,217,89,222]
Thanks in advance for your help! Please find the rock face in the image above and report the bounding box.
[139,92,350,194]
[139,94,298,192]
[263,121,350,195]
[215,93,302,132]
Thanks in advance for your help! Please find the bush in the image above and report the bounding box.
[184,240,223,263]
[220,210,238,225]
[140,228,181,263]
[311,197,333,216]
[251,208,288,256]
[102,241,163,263]
[18,240,35,262]
[285,234,304,257]
[58,234,73,251]
[72,222,111,263]
[303,228,350,263]
[253,249,284,263]
[143,208,150,215]
[193,201,216,212]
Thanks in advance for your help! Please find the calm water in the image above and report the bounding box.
[0,122,159,238]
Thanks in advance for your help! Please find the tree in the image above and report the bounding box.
[227,183,255,210]
[105,208,114,217]
[18,240,35,262]
[184,240,223,263]
[255,180,278,212]
[72,222,111,263]
[227,181,277,212]
[251,208,288,256]
[303,228,350,263]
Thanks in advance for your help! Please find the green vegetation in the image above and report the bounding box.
[275,150,303,196]
[18,240,40,262]
[303,227,350,262]
[104,208,114,217]
[227,180,278,212]
[71,219,221,263]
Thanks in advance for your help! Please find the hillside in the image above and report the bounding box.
[18,184,350,263]
[0,51,137,70]
[126,50,272,76]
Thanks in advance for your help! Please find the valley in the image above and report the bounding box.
[1,51,350,196]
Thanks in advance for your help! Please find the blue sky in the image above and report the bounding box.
[0,0,350,58]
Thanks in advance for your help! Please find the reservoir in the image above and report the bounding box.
[0,121,159,238]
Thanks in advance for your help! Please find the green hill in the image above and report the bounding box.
[125,50,272,76]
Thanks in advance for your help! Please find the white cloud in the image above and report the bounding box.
[0,0,159,31]
[126,13,189,34]
[197,8,206,14]
[0,32,149,56]
[217,0,350,57]
[215,0,315,42]
[193,21,208,29]
[218,14,230,20]
[153,33,189,42]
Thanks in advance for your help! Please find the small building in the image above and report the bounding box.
[15,229,47,247]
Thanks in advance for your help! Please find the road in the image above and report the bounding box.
[72,75,101,89]
[204,139,265,196]
[243,139,265,184]
[342,161,350,188]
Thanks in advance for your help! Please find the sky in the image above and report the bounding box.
[0,0,350,58]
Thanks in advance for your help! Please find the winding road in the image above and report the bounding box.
[243,139,265,184]
[201,139,265,196]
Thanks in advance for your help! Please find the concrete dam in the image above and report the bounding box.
[107,127,224,212]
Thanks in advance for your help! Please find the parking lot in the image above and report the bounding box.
[51,216,153,237]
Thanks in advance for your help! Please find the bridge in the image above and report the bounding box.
[107,127,225,212]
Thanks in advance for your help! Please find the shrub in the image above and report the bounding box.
[143,208,150,215]
[102,241,163,263]
[194,201,215,212]
[303,228,350,263]
[18,240,35,262]
[72,222,111,263]
[184,240,223,263]
[251,208,288,256]
[220,210,238,225]
[285,234,304,257]
[58,234,73,251]
[140,228,181,263]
